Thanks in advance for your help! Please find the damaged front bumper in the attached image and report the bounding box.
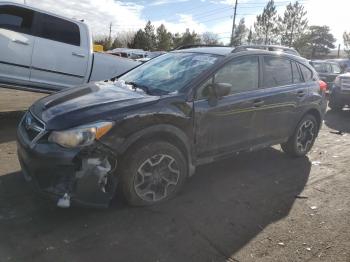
[17,123,118,208]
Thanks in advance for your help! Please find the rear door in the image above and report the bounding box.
[251,56,306,144]
[194,55,260,158]
[30,13,89,89]
[0,5,35,83]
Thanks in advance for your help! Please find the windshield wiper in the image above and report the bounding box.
[125,81,150,94]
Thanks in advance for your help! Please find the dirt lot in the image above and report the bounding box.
[0,88,349,262]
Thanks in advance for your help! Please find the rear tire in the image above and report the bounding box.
[119,140,187,206]
[281,114,319,157]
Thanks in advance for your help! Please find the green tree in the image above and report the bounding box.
[343,31,350,58]
[130,29,147,49]
[295,25,336,59]
[172,33,182,48]
[144,21,157,50]
[156,24,173,50]
[181,29,201,46]
[172,29,201,48]
[201,32,219,45]
[247,27,253,44]
[231,18,248,46]
[278,1,308,47]
[254,0,279,44]
[111,37,123,49]
[129,21,157,50]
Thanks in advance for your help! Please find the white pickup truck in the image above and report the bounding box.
[0,2,140,93]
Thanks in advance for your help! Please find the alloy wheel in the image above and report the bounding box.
[134,154,180,202]
[296,120,315,153]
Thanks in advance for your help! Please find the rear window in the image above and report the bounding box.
[35,13,80,46]
[263,56,293,88]
[331,64,341,74]
[0,5,34,34]
[312,62,331,73]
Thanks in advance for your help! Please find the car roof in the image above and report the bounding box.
[174,47,307,64]
[174,47,235,56]
[173,45,304,58]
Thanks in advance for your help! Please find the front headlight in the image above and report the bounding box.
[48,121,114,148]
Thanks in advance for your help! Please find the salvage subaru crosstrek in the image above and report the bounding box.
[17,46,327,208]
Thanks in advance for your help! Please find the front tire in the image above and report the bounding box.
[119,140,187,206]
[281,114,319,157]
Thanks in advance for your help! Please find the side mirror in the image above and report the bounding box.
[204,82,232,106]
[213,82,232,98]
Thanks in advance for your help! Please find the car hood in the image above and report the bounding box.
[339,72,350,78]
[30,81,160,130]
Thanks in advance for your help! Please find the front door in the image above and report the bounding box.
[30,13,89,89]
[0,5,35,83]
[194,55,260,158]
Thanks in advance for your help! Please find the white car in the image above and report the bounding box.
[0,2,140,92]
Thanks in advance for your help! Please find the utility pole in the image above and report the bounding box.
[108,22,112,41]
[230,0,238,46]
[338,44,341,58]
[108,22,112,49]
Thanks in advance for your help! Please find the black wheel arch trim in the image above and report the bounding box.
[115,124,196,176]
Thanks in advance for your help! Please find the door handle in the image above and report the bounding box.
[72,52,86,58]
[253,99,264,107]
[12,39,29,45]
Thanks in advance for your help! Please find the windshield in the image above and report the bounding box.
[119,52,219,94]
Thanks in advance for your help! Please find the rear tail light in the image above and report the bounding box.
[319,80,327,92]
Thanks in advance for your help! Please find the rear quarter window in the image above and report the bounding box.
[35,13,80,46]
[291,61,303,84]
[299,64,314,82]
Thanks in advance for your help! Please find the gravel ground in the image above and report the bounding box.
[0,88,349,262]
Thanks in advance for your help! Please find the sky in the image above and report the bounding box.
[7,0,350,46]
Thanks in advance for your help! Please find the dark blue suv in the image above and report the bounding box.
[17,46,327,208]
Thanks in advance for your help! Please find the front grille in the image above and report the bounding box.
[20,112,47,148]
[341,78,350,91]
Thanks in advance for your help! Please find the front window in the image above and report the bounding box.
[119,52,219,94]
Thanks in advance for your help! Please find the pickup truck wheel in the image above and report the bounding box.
[281,114,318,157]
[119,141,187,206]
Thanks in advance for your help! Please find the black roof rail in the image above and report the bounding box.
[232,45,300,56]
[174,44,228,50]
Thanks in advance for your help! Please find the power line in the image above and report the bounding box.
[103,0,311,35]
[234,0,308,5]
[196,15,232,24]
[158,6,231,23]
